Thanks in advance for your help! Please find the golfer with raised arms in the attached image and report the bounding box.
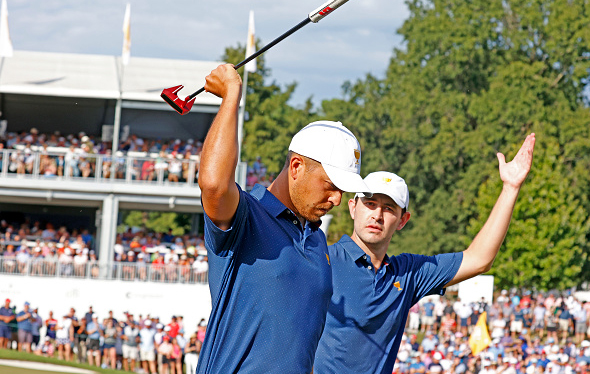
[195,64,371,374]
[314,134,536,374]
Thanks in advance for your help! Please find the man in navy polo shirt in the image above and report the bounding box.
[314,133,536,374]
[195,64,371,374]
[0,298,15,349]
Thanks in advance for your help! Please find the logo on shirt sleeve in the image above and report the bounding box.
[394,281,403,291]
[325,253,330,265]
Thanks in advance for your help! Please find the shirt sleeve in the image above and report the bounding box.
[406,252,463,305]
[203,184,249,257]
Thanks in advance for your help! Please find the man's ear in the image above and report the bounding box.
[348,198,357,220]
[289,154,305,181]
[396,212,411,231]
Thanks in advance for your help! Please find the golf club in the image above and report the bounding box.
[161,0,351,115]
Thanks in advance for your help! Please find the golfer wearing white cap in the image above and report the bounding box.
[195,64,371,374]
[315,133,536,374]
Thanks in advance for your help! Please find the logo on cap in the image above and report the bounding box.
[383,177,392,183]
[354,149,360,165]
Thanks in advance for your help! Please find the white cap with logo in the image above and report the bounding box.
[355,171,409,209]
[288,120,371,195]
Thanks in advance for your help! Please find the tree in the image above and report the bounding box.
[321,0,590,287]
[119,211,191,236]
[222,42,317,174]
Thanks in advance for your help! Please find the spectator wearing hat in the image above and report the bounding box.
[102,319,118,369]
[170,336,183,374]
[428,352,444,373]
[139,319,157,374]
[74,317,88,364]
[55,313,73,361]
[0,298,15,349]
[86,313,102,367]
[154,323,166,373]
[185,333,200,374]
[158,335,173,374]
[122,250,136,280]
[16,301,34,352]
[196,319,207,344]
[122,319,140,372]
[30,307,43,350]
[34,336,55,358]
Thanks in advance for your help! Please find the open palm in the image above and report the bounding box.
[497,133,536,189]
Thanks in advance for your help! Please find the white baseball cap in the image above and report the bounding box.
[288,121,371,195]
[356,171,409,209]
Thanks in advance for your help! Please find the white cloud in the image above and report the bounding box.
[6,0,409,105]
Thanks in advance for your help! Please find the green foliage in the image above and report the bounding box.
[213,0,590,288]
[222,42,318,174]
[320,0,590,287]
[119,211,190,236]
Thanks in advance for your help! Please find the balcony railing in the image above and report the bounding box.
[0,149,201,186]
[0,257,209,284]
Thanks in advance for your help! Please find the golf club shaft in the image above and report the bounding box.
[187,18,311,100]
[178,0,351,103]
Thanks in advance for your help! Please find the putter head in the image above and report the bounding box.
[161,85,196,115]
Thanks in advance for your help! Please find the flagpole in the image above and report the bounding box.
[237,69,248,163]
[111,2,130,180]
[238,10,256,164]
[111,60,124,180]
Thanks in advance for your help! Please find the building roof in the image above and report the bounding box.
[0,50,223,106]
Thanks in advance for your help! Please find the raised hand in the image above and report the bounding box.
[204,64,242,99]
[497,133,536,189]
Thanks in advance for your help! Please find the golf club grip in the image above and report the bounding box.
[309,0,350,23]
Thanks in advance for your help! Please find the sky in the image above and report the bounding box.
[6,0,409,106]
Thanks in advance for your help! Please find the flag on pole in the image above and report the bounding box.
[121,3,131,65]
[0,0,13,57]
[468,312,492,356]
[245,10,256,73]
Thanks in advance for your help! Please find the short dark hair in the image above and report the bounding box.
[283,151,321,173]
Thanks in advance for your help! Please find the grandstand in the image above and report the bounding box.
[0,50,249,327]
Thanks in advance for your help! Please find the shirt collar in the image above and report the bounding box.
[339,234,392,267]
[249,184,322,230]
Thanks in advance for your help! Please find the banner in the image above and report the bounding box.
[122,3,131,65]
[468,311,491,356]
[0,0,13,57]
[245,10,256,73]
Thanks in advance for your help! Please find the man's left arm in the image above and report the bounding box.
[445,133,536,287]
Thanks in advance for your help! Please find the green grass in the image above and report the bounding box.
[0,364,66,374]
[0,349,134,374]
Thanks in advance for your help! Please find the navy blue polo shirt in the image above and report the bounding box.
[314,235,462,374]
[196,184,332,374]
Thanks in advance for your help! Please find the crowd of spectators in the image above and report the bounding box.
[0,128,203,183]
[394,290,590,373]
[0,128,274,187]
[245,156,274,191]
[0,219,96,277]
[112,228,209,283]
[0,218,209,283]
[5,290,590,373]
[0,299,207,374]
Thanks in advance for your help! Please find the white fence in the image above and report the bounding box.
[0,257,208,284]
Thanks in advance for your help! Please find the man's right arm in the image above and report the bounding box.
[198,64,243,231]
